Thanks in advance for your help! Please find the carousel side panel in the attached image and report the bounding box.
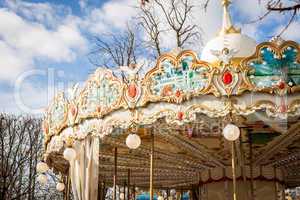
[242,40,300,95]
[44,92,68,145]
[141,50,218,105]
[77,69,125,121]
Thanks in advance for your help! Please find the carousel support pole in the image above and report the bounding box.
[118,185,121,200]
[99,182,104,200]
[249,133,254,200]
[63,175,66,200]
[113,147,118,200]
[166,189,169,200]
[98,140,101,200]
[67,174,71,200]
[180,189,183,200]
[97,180,101,200]
[274,167,278,200]
[133,184,136,200]
[198,172,201,200]
[231,141,237,200]
[103,182,106,200]
[150,131,154,200]
[128,169,131,200]
[64,174,70,200]
[124,181,126,200]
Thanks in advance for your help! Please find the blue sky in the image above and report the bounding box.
[0,0,299,114]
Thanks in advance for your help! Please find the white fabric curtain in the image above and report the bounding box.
[69,136,99,200]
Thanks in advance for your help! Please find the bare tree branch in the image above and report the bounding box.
[88,25,142,81]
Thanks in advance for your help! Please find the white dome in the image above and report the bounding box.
[201,33,257,63]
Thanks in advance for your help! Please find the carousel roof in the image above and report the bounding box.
[201,0,257,63]
[42,0,300,190]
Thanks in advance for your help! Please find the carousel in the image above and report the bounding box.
[37,0,300,200]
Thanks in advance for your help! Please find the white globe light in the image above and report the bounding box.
[37,174,47,185]
[63,147,77,161]
[158,196,164,200]
[120,193,125,200]
[126,133,141,149]
[36,162,49,173]
[222,124,240,141]
[56,182,65,192]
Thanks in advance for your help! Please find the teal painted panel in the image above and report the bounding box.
[151,56,209,96]
[248,45,300,88]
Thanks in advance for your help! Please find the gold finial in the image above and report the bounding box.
[222,0,231,7]
[219,0,241,35]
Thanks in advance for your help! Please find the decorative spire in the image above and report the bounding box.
[219,0,241,35]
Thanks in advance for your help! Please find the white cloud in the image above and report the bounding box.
[82,0,138,34]
[0,40,32,81]
[276,21,300,41]
[79,0,88,9]
[5,0,70,27]
[193,0,223,42]
[234,0,268,20]
[0,81,54,115]
[0,7,87,81]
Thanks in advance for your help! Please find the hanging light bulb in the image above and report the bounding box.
[120,193,125,200]
[36,162,49,173]
[37,174,48,185]
[126,133,141,149]
[222,123,240,141]
[63,147,77,161]
[56,182,65,192]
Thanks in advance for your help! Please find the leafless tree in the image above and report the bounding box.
[88,26,141,69]
[138,0,202,57]
[90,0,202,70]
[0,114,63,200]
[139,5,164,57]
[153,0,201,48]
[266,0,300,36]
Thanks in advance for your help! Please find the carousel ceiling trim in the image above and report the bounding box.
[103,137,207,169]
[44,94,300,151]
[156,129,225,168]
[253,121,300,165]
[270,152,300,167]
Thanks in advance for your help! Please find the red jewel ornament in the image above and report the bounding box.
[222,71,233,85]
[279,105,287,113]
[70,106,77,116]
[278,81,285,90]
[175,90,181,97]
[96,106,101,113]
[128,83,137,98]
[43,122,49,135]
[178,112,184,120]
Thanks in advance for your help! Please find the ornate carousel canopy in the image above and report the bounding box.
[41,1,300,200]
